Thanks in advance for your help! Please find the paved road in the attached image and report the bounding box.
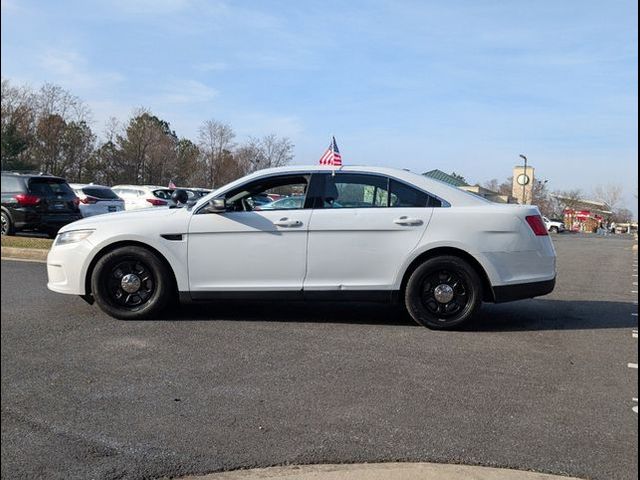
[1,234,638,480]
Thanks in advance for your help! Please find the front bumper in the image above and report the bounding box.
[47,239,94,295]
[491,277,556,303]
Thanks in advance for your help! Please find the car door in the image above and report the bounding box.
[304,173,436,291]
[187,173,312,295]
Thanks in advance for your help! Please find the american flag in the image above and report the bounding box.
[318,136,342,166]
[168,180,177,188]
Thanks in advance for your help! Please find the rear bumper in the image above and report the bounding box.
[13,208,82,230]
[491,277,556,303]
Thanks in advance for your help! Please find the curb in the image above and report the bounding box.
[178,463,585,480]
[0,247,48,262]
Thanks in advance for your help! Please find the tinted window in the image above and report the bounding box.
[153,189,172,200]
[222,175,309,212]
[1,176,23,192]
[389,179,441,207]
[83,186,119,199]
[29,178,74,196]
[321,174,389,208]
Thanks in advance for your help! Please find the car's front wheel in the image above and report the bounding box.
[91,246,173,319]
[405,255,482,329]
[550,226,559,234]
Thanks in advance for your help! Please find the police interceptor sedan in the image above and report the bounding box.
[47,166,556,329]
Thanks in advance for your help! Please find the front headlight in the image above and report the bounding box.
[55,229,95,246]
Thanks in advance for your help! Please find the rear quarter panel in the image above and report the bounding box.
[394,205,557,289]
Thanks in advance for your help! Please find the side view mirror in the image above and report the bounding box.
[205,198,227,214]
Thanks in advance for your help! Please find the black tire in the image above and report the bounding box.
[550,226,559,234]
[91,246,173,320]
[405,255,482,329]
[1,210,15,236]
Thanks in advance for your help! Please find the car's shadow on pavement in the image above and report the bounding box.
[161,298,637,331]
[165,300,416,326]
[467,298,637,332]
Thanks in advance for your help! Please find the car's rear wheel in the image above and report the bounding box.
[405,255,482,329]
[91,246,173,320]
[1,211,15,236]
[550,226,559,234]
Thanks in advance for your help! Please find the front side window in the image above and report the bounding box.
[222,175,310,212]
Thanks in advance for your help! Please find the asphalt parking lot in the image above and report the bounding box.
[1,234,638,480]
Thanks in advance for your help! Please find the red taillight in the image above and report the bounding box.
[14,194,41,206]
[146,198,167,206]
[526,215,549,236]
[80,196,98,204]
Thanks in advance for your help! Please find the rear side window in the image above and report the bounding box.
[153,189,172,200]
[83,187,119,199]
[321,174,389,208]
[29,178,74,196]
[1,176,23,192]
[389,179,442,208]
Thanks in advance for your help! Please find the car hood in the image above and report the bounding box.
[58,207,189,234]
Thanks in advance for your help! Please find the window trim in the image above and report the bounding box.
[194,170,451,214]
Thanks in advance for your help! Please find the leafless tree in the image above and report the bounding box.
[198,119,236,188]
[482,177,512,196]
[36,83,90,124]
[592,184,624,212]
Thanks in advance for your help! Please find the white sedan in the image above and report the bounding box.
[47,166,556,329]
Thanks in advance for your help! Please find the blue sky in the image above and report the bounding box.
[1,0,638,214]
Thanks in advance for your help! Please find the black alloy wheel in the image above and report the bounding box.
[405,255,482,329]
[420,268,470,318]
[1,211,14,236]
[107,259,155,309]
[91,246,173,319]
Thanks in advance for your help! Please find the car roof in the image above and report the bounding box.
[70,183,113,189]
[2,171,65,181]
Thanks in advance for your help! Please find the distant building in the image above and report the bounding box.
[511,164,536,205]
[422,169,517,204]
[552,195,612,232]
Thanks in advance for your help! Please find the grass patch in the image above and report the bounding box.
[1,236,54,250]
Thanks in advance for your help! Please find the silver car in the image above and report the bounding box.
[70,184,125,218]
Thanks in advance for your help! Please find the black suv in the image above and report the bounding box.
[1,172,82,237]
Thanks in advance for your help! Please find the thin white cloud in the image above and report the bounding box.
[38,49,124,91]
[155,80,218,104]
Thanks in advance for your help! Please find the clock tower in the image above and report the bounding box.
[512,165,535,205]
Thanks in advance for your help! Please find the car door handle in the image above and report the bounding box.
[274,218,303,228]
[394,216,423,226]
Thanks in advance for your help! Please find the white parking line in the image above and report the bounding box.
[633,330,638,339]
[634,398,638,414]
[633,313,639,317]
[628,363,638,369]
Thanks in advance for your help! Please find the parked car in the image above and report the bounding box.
[543,216,565,233]
[69,184,125,217]
[256,195,305,210]
[47,165,556,328]
[1,172,82,237]
[110,185,173,210]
